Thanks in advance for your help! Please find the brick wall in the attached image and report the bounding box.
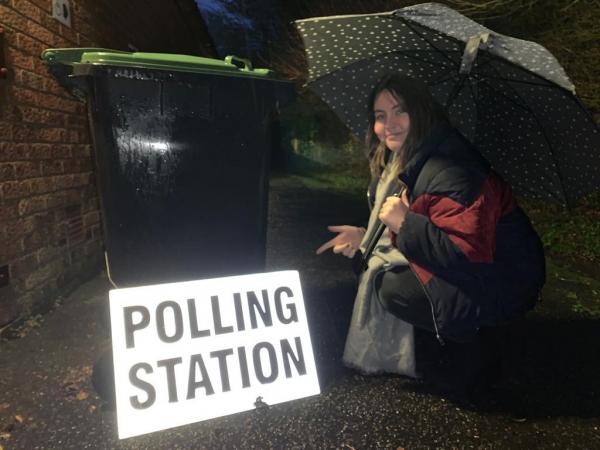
[0,0,216,323]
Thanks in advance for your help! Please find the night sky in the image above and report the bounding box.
[195,0,281,62]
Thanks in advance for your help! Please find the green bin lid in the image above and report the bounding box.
[41,48,276,79]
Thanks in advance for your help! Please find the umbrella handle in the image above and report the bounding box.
[358,188,405,272]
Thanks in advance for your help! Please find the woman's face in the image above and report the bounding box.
[373,89,411,153]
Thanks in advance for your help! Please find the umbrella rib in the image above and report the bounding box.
[479,78,569,206]
[478,50,575,94]
[393,17,460,68]
[391,50,456,70]
[308,49,455,85]
[479,75,554,90]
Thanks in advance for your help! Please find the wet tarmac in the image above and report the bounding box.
[1,174,599,449]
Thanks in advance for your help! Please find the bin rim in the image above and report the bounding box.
[41,48,282,80]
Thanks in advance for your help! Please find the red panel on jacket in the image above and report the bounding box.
[410,173,516,264]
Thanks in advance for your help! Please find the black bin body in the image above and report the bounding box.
[81,64,288,286]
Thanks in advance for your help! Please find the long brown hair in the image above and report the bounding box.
[366,74,447,179]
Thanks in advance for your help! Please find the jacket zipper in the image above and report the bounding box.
[408,263,445,346]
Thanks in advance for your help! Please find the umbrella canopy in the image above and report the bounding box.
[294,2,600,207]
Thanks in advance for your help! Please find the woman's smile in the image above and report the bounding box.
[373,90,411,153]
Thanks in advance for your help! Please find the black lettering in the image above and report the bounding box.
[157,357,182,403]
[187,298,210,338]
[156,301,184,343]
[248,289,273,329]
[281,337,307,378]
[187,354,215,399]
[233,293,245,331]
[211,295,234,335]
[124,306,150,349]
[253,341,278,384]
[237,346,250,388]
[129,362,156,409]
[210,349,234,392]
[275,287,298,324]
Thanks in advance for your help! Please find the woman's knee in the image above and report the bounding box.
[376,270,410,313]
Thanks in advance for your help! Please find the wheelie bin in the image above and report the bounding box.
[42,48,293,287]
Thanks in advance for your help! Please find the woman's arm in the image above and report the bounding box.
[387,169,511,275]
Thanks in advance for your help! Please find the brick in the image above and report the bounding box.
[75,103,87,116]
[66,129,80,143]
[11,123,35,142]
[72,172,91,187]
[0,25,17,48]
[50,144,72,159]
[58,23,79,45]
[91,224,103,240]
[80,181,97,198]
[7,47,36,71]
[1,235,24,260]
[0,163,15,181]
[29,176,55,194]
[29,143,52,159]
[69,244,86,263]
[63,189,81,206]
[71,0,94,24]
[12,125,66,143]
[0,5,29,30]
[71,144,92,158]
[84,239,103,257]
[0,202,19,221]
[44,78,69,98]
[17,105,65,127]
[18,195,47,216]
[82,195,100,213]
[14,161,41,178]
[37,127,67,143]
[52,174,74,189]
[46,191,65,209]
[37,246,64,265]
[23,230,45,252]
[25,21,56,47]
[1,179,31,199]
[24,259,62,290]
[74,20,97,44]
[15,69,47,91]
[12,0,43,22]
[13,88,80,113]
[65,114,87,129]
[82,210,100,227]
[10,253,39,279]
[0,121,13,140]
[4,218,25,241]
[15,32,47,57]
[6,217,36,242]
[2,104,22,122]
[29,210,54,228]
[63,158,87,173]
[41,159,63,175]
[40,13,60,34]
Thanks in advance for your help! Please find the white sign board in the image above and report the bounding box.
[109,270,320,439]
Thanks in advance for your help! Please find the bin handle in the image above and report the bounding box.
[224,55,253,71]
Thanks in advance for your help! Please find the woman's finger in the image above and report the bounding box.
[328,225,349,233]
[401,190,409,206]
[316,238,337,254]
[342,245,356,258]
[333,243,349,254]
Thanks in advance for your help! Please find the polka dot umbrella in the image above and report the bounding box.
[294,2,600,207]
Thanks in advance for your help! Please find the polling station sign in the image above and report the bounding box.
[109,270,320,439]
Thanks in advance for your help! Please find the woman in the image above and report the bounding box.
[317,74,545,388]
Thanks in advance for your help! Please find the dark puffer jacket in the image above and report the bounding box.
[392,122,545,341]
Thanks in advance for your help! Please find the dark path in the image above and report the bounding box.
[1,174,599,449]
